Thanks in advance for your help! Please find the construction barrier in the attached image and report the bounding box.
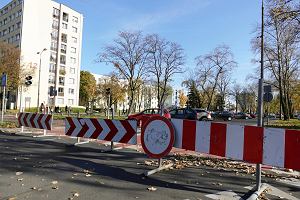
[65,117,137,144]
[18,112,53,130]
[171,119,300,171]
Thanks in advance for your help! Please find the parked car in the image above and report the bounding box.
[169,107,197,120]
[127,108,171,127]
[234,112,252,119]
[194,108,212,121]
[211,111,233,121]
[249,113,256,118]
[297,114,300,120]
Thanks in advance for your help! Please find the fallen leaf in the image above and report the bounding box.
[52,186,59,190]
[51,181,58,185]
[8,197,17,200]
[15,172,23,176]
[31,187,37,190]
[147,186,157,191]
[85,174,92,177]
[73,192,79,197]
[17,178,23,181]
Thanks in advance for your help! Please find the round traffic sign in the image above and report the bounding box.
[141,116,174,159]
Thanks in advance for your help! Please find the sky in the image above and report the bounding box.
[0,0,262,89]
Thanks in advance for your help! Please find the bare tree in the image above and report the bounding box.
[98,31,149,114]
[145,34,185,108]
[195,45,237,110]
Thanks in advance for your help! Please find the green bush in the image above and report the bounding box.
[0,121,18,128]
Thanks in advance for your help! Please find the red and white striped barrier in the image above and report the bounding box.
[171,119,300,171]
[65,117,137,144]
[18,112,53,130]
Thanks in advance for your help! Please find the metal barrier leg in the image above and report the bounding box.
[34,129,56,138]
[144,158,173,177]
[74,137,89,146]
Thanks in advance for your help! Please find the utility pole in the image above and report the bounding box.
[37,48,47,112]
[256,0,264,191]
[1,73,7,122]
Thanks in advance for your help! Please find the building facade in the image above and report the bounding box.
[0,0,83,109]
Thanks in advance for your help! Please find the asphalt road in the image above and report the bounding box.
[0,132,299,200]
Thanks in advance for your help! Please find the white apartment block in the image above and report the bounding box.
[92,73,161,112]
[0,0,83,109]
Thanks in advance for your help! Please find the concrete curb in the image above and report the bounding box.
[247,183,268,200]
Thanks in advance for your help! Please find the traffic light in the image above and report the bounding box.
[25,76,32,86]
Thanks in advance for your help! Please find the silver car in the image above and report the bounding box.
[194,108,212,121]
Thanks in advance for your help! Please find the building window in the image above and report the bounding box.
[48,75,55,84]
[62,23,67,29]
[70,47,76,53]
[51,41,58,51]
[72,16,78,23]
[17,10,22,17]
[53,8,60,19]
[70,67,75,74]
[62,12,69,22]
[59,77,65,85]
[17,21,21,29]
[52,20,59,29]
[68,99,74,105]
[60,55,66,65]
[70,57,76,64]
[61,33,67,43]
[51,30,58,39]
[69,78,75,84]
[61,44,67,54]
[15,33,20,41]
[72,37,77,43]
[72,27,77,33]
[49,63,56,73]
[68,89,74,94]
[57,98,64,104]
[50,52,57,62]
[58,87,64,93]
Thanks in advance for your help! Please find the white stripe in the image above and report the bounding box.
[127,120,137,145]
[26,113,33,128]
[65,118,70,134]
[33,114,39,128]
[111,120,125,142]
[225,124,244,160]
[20,113,25,126]
[171,119,183,148]
[195,121,211,153]
[97,119,110,140]
[263,128,285,168]
[71,118,83,137]
[41,114,48,129]
[83,119,96,138]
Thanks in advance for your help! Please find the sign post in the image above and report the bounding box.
[1,73,7,122]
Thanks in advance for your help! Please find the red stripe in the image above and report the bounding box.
[29,114,36,128]
[119,120,136,143]
[209,123,226,157]
[104,119,118,141]
[65,117,76,136]
[90,118,103,139]
[182,120,196,151]
[23,113,29,127]
[37,114,43,129]
[44,115,52,130]
[77,119,88,137]
[243,126,263,164]
[18,113,23,126]
[284,129,300,171]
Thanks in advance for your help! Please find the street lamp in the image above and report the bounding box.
[37,48,47,112]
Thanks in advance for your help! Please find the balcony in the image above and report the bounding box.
[58,92,64,97]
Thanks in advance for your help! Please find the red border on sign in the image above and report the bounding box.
[141,116,175,159]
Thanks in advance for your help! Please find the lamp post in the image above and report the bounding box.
[37,48,47,112]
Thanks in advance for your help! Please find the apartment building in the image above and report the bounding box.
[0,0,83,109]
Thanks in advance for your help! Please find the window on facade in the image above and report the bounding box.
[72,16,78,23]
[48,75,55,84]
[68,99,74,105]
[50,52,57,62]
[3,29,7,36]
[60,55,66,65]
[53,8,60,18]
[59,77,65,85]
[61,44,67,53]
[17,10,22,17]
[69,78,75,84]
[72,27,77,33]
[70,47,76,53]
[51,41,58,51]
[62,23,67,29]
[15,33,20,41]
[70,57,76,64]
[58,87,64,93]
[17,21,21,28]
[49,63,56,73]
[52,20,59,29]
[68,89,74,94]
[57,98,64,104]
[61,33,67,43]
[51,30,58,39]
[70,67,75,74]
[62,12,69,22]
[72,37,77,43]
[4,18,7,25]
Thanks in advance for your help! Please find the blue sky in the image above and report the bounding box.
[1,0,261,89]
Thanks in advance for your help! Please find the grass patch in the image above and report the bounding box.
[0,121,18,128]
[266,119,300,130]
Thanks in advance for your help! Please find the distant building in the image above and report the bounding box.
[0,0,83,109]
